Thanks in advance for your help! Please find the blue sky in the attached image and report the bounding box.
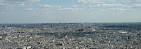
[0,0,141,23]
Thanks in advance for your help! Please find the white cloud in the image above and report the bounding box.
[39,4,61,9]
[100,8,132,12]
[136,0,141,2]
[72,5,78,8]
[89,4,128,8]
[78,0,103,3]
[118,8,132,11]
[88,3,134,12]
[3,0,40,6]
[0,0,141,12]
[78,0,141,4]
[0,0,40,10]
[0,3,15,10]
[4,0,40,3]
[56,7,85,13]
[63,8,84,11]
[130,4,141,8]
[100,4,126,7]
[133,4,141,7]
[123,0,141,2]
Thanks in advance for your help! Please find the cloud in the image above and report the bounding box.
[39,4,61,9]
[88,3,134,12]
[130,4,141,8]
[0,0,141,12]
[0,0,40,10]
[78,0,103,3]
[4,0,40,3]
[133,4,141,7]
[56,6,85,13]
[3,0,40,6]
[100,4,126,7]
[0,2,15,10]
[123,0,141,2]
[89,4,130,9]
[78,0,141,4]
[62,8,84,11]
[136,0,141,2]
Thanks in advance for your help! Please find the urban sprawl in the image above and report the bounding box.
[0,23,141,49]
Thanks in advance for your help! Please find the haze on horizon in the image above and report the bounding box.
[0,0,141,23]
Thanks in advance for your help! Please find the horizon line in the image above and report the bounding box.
[0,22,141,24]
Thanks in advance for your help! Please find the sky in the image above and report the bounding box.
[0,0,141,23]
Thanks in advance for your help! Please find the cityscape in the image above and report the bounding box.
[0,0,141,49]
[0,23,141,49]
